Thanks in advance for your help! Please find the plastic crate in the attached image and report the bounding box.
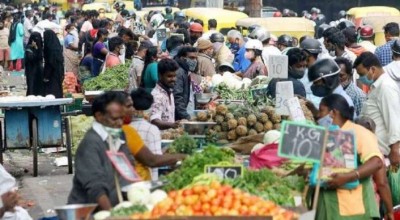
[64,94,83,112]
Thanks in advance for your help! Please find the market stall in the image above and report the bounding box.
[0,96,73,177]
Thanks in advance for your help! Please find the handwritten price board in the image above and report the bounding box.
[275,81,294,115]
[268,55,288,79]
[287,97,306,121]
[156,28,167,41]
[106,151,141,182]
[278,121,327,163]
[205,165,243,179]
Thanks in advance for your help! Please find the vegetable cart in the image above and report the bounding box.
[0,98,74,177]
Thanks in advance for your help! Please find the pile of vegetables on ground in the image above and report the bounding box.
[70,115,93,155]
[83,61,130,91]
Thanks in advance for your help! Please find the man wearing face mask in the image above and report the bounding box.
[227,30,250,74]
[277,34,294,54]
[68,91,133,210]
[355,52,400,167]
[174,46,198,120]
[196,39,216,77]
[267,48,307,98]
[335,57,366,116]
[308,58,355,118]
[105,36,124,68]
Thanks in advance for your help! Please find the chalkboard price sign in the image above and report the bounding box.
[278,121,327,163]
[156,28,167,41]
[205,165,243,179]
[106,151,141,182]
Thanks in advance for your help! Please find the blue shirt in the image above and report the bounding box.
[333,85,356,118]
[64,34,74,48]
[233,46,251,73]
[344,82,366,116]
[375,40,396,67]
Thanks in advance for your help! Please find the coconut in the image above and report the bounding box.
[221,122,229,132]
[248,129,258,136]
[225,112,235,121]
[273,123,281,130]
[216,104,228,115]
[238,117,247,126]
[197,111,208,122]
[257,113,269,123]
[264,121,273,131]
[228,119,238,129]
[227,130,238,140]
[271,114,282,124]
[215,115,225,124]
[255,122,264,133]
[247,114,257,127]
[213,125,222,132]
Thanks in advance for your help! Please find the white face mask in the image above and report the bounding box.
[317,114,333,128]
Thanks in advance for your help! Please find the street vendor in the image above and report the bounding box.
[68,91,132,210]
[150,58,181,130]
[316,94,383,220]
[122,90,186,181]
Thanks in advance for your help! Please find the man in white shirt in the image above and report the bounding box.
[32,13,61,36]
[23,10,34,46]
[359,25,377,53]
[355,52,400,166]
[201,19,218,41]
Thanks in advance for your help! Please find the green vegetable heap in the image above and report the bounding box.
[162,146,235,191]
[168,133,197,154]
[83,61,131,91]
[224,169,305,206]
[110,204,148,217]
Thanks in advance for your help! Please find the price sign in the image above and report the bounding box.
[278,121,327,163]
[205,165,243,179]
[251,86,268,100]
[268,55,288,79]
[170,33,185,41]
[287,97,306,121]
[106,151,141,182]
[275,81,294,115]
[156,28,167,41]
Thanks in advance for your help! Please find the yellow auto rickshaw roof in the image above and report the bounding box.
[82,2,111,11]
[347,6,400,18]
[236,17,315,32]
[361,16,400,33]
[183,8,248,21]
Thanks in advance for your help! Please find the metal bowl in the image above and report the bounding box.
[181,121,217,136]
[54,204,97,220]
[195,93,213,104]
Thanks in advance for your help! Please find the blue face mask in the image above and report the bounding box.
[318,114,333,128]
[229,42,240,54]
[359,75,374,86]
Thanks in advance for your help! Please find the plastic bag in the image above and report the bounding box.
[388,166,400,206]
[249,143,287,169]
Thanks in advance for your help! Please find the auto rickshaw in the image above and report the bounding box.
[183,8,248,35]
[236,17,315,45]
[347,6,400,27]
[360,16,400,46]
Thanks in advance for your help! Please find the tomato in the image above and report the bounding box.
[210,181,221,190]
[227,209,240,216]
[211,196,222,206]
[200,194,211,203]
[168,190,177,199]
[239,205,249,215]
[184,195,198,206]
[175,195,184,205]
[182,189,193,196]
[192,201,202,212]
[232,200,241,210]
[222,195,233,209]
[192,185,203,194]
[165,211,175,216]
[207,189,217,199]
[210,205,219,214]
[201,203,211,213]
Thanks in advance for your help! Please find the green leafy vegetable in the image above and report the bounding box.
[168,133,197,154]
[162,146,235,191]
[224,169,305,206]
[110,204,147,217]
[83,61,131,91]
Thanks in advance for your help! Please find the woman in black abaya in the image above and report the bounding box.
[25,32,44,96]
[43,30,64,98]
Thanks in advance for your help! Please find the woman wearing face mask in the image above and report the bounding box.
[316,94,384,220]
[91,28,109,77]
[266,48,307,98]
[242,39,267,79]
[142,46,160,93]
[63,24,80,76]
[105,36,124,69]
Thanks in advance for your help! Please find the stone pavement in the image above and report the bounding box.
[2,150,73,219]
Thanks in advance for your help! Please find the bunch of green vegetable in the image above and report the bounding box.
[110,204,147,217]
[83,61,131,91]
[215,83,250,100]
[224,169,305,206]
[162,146,235,191]
[168,133,197,154]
